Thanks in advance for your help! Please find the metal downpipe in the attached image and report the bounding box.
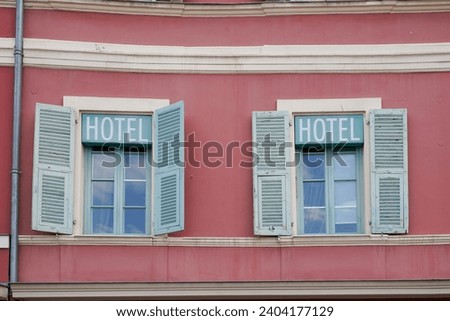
[10,0,24,284]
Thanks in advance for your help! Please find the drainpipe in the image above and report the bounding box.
[10,0,24,284]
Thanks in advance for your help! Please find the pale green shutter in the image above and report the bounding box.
[153,101,184,235]
[370,109,408,234]
[252,111,292,236]
[32,104,75,234]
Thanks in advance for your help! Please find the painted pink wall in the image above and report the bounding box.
[0,250,8,282]
[0,68,13,235]
[17,69,450,237]
[1,8,449,282]
[18,245,450,282]
[0,8,15,38]
[23,10,450,46]
[0,9,16,285]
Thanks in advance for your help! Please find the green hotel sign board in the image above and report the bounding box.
[82,114,152,145]
[295,115,364,146]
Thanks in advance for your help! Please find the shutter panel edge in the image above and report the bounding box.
[253,111,292,236]
[370,108,408,234]
[32,103,74,234]
[153,101,185,235]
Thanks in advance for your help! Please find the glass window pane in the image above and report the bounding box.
[302,153,325,179]
[125,181,146,206]
[303,182,325,207]
[334,181,356,207]
[304,208,326,234]
[92,181,114,206]
[335,205,357,233]
[124,209,146,234]
[92,208,114,234]
[335,207,357,224]
[335,223,357,233]
[92,153,115,179]
[333,153,356,180]
[124,152,147,180]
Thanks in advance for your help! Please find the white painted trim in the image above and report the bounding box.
[62,96,170,235]
[277,98,381,235]
[0,285,8,301]
[18,234,450,247]
[277,98,382,114]
[0,235,9,249]
[0,38,14,66]
[2,0,450,17]
[10,280,450,299]
[63,96,169,113]
[2,38,450,74]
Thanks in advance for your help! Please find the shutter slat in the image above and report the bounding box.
[253,111,292,236]
[370,109,408,234]
[154,101,184,235]
[32,104,74,234]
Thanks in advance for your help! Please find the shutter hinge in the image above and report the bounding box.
[289,121,293,126]
[366,120,370,125]
[75,119,79,124]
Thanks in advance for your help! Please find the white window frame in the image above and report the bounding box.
[277,98,381,235]
[63,96,170,236]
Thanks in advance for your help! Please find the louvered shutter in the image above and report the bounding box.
[252,111,292,236]
[370,109,408,234]
[153,101,184,235]
[32,104,75,234]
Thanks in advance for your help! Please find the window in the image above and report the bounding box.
[31,99,185,237]
[297,147,363,234]
[295,113,364,235]
[85,146,151,235]
[252,99,408,236]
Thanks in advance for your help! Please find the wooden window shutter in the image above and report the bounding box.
[32,103,75,234]
[252,111,292,236]
[153,101,185,235]
[370,109,408,234]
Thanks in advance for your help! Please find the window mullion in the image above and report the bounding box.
[146,147,152,235]
[84,147,92,234]
[295,151,304,234]
[115,148,124,235]
[325,147,334,234]
[356,147,364,233]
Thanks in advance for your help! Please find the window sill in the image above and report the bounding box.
[18,234,450,247]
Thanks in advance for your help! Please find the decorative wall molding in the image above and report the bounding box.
[0,235,9,249]
[18,234,450,247]
[1,0,450,17]
[11,279,450,300]
[1,38,450,74]
[0,38,14,66]
[0,285,8,301]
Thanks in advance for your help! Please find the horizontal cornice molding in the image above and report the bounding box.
[0,235,9,249]
[1,0,450,17]
[11,279,450,299]
[1,38,450,74]
[0,285,8,301]
[18,234,450,247]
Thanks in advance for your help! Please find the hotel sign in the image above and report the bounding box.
[295,115,364,146]
[82,114,152,145]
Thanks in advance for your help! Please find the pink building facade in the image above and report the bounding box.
[1,0,450,300]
